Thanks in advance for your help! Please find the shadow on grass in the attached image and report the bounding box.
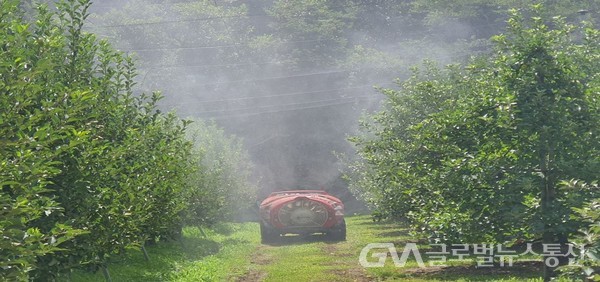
[352,217,401,225]
[180,237,221,260]
[71,235,225,281]
[356,220,546,281]
[211,222,238,236]
[221,237,251,245]
[262,234,344,246]
[397,261,543,280]
[376,230,411,238]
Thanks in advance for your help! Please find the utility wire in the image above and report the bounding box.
[175,97,380,119]
[139,60,291,69]
[87,13,260,28]
[160,83,394,105]
[133,51,469,71]
[86,1,374,28]
[140,64,407,88]
[177,95,375,115]
[156,69,352,88]
[120,38,333,52]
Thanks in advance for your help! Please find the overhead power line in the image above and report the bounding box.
[140,60,289,69]
[87,13,264,28]
[140,65,404,88]
[162,69,352,87]
[175,96,380,119]
[120,38,333,52]
[180,95,375,115]
[160,83,395,105]
[86,1,373,29]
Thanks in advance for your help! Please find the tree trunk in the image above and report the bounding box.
[541,174,554,281]
[540,133,567,281]
[540,135,554,282]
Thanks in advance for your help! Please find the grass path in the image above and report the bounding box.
[233,216,378,281]
[70,215,572,281]
[232,216,552,282]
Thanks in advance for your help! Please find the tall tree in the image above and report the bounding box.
[184,118,257,225]
[349,6,599,279]
[1,0,197,279]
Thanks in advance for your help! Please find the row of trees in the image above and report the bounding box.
[84,0,599,202]
[0,0,255,280]
[348,6,599,280]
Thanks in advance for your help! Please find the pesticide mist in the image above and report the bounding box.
[81,0,493,211]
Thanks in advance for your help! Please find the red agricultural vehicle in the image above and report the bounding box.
[258,190,346,243]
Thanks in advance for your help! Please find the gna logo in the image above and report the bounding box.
[358,243,425,268]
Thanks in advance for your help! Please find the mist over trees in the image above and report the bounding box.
[1,0,255,279]
[82,0,599,208]
[352,4,600,240]
[2,0,599,280]
[184,118,257,224]
[349,5,599,280]
[82,0,477,203]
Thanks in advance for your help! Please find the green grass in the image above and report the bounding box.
[238,216,570,282]
[69,222,260,281]
[67,216,575,281]
[346,216,545,282]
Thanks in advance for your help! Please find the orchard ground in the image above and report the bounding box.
[71,215,575,281]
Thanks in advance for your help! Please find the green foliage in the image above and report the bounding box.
[184,119,257,225]
[1,0,89,279]
[86,1,597,208]
[0,0,202,279]
[349,6,600,248]
[267,0,357,66]
[88,0,255,93]
[557,180,600,280]
[69,223,260,281]
[410,0,598,39]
